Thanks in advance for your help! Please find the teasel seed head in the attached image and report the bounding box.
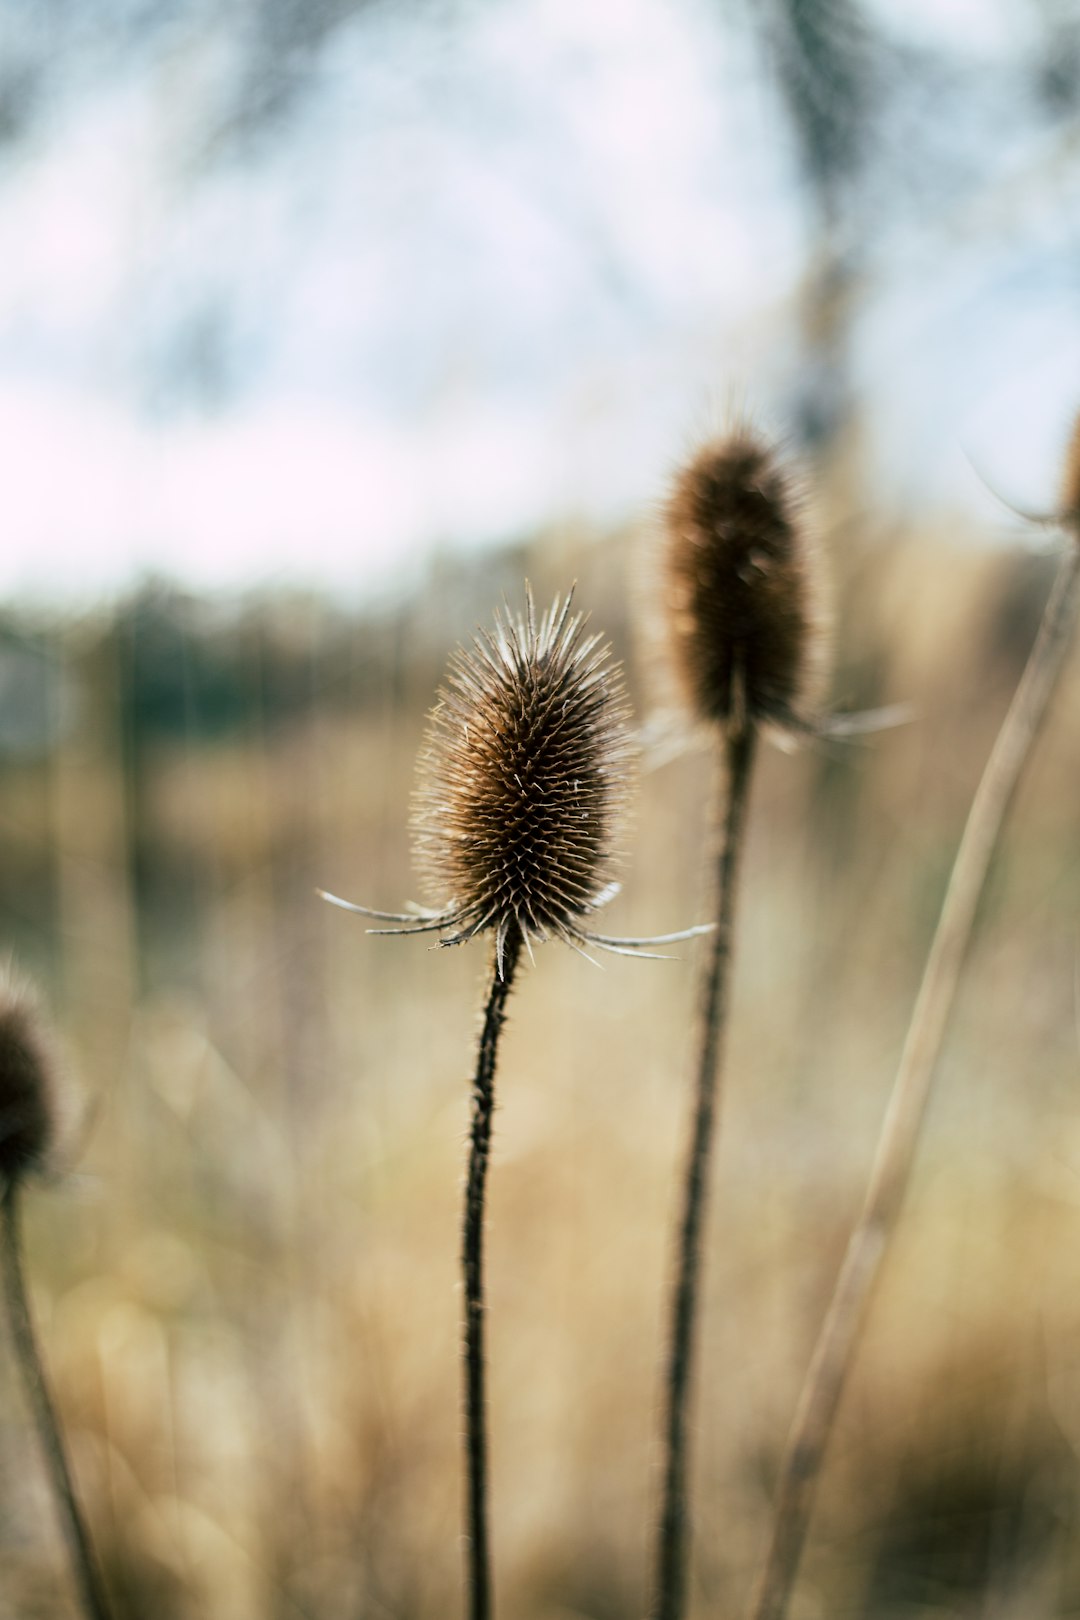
[319,588,714,971]
[0,973,62,1185]
[1061,411,1080,527]
[320,592,718,972]
[409,589,636,968]
[663,427,827,731]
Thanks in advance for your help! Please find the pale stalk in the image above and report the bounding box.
[749,542,1080,1620]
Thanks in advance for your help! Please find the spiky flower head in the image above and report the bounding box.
[411,590,634,969]
[663,427,827,731]
[1061,411,1080,525]
[0,974,62,1184]
[322,589,710,972]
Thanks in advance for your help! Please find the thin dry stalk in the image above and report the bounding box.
[652,715,757,1620]
[323,590,702,1618]
[2,1182,113,1620]
[462,931,522,1620]
[748,540,1080,1620]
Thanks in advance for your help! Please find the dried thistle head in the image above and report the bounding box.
[409,590,635,968]
[663,427,827,731]
[321,589,711,970]
[0,974,62,1185]
[1061,411,1080,524]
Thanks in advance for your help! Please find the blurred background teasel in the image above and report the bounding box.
[3,0,1080,1615]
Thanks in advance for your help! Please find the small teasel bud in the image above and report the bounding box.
[663,427,827,730]
[1061,411,1080,525]
[0,974,62,1184]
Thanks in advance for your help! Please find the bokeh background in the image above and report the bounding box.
[3,0,1080,1615]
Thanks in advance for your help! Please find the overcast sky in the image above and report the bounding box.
[0,0,1079,600]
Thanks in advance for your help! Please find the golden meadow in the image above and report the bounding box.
[3,492,1080,1618]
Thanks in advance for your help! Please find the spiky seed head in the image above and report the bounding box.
[410,592,634,960]
[1061,411,1080,525]
[663,428,827,729]
[0,974,62,1184]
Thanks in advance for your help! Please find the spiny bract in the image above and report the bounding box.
[664,429,826,730]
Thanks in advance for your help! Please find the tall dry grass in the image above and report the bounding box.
[0,524,1078,1617]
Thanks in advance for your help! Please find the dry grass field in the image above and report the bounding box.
[2,509,1080,1619]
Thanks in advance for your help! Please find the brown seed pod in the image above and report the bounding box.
[663,428,827,730]
[0,975,61,1184]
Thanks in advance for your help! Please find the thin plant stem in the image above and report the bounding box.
[1,1181,113,1620]
[653,717,757,1620]
[748,541,1080,1620]
[463,930,522,1620]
